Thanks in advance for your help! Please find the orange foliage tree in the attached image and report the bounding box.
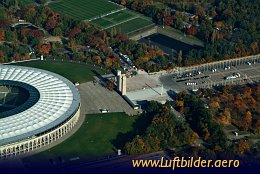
[0,30,5,41]
[36,44,52,55]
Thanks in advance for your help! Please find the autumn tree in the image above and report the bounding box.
[13,53,20,61]
[106,79,115,91]
[177,50,182,66]
[0,30,5,41]
[106,57,113,67]
[244,111,252,131]
[252,119,260,134]
[92,56,102,64]
[0,50,4,63]
[68,27,81,39]
[187,26,198,35]
[36,44,51,55]
[120,0,126,6]
[234,140,251,154]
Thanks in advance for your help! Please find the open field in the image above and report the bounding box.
[16,61,106,83]
[23,113,137,162]
[107,17,154,34]
[91,10,136,28]
[92,9,154,34]
[48,0,121,20]
[48,0,154,34]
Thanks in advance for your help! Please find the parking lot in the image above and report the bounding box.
[160,61,260,92]
[78,81,136,115]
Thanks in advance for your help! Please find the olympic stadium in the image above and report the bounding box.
[0,65,80,159]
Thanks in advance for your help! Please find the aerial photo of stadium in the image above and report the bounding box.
[0,0,260,173]
[0,65,80,159]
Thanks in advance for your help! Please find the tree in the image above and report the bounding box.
[0,50,4,63]
[106,79,115,91]
[244,111,252,131]
[67,39,77,52]
[68,27,81,38]
[120,0,126,6]
[13,53,20,61]
[235,140,251,154]
[36,44,51,55]
[5,30,14,42]
[187,26,198,35]
[252,118,260,134]
[92,56,102,64]
[30,37,40,47]
[0,30,5,41]
[53,27,62,36]
[106,57,113,67]
[210,7,217,18]
[45,17,58,31]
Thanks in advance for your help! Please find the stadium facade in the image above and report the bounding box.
[0,65,80,159]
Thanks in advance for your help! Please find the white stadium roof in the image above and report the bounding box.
[0,65,80,146]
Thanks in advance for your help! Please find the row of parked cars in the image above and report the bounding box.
[224,73,241,80]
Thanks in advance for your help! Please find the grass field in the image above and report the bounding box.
[16,61,106,83]
[107,17,154,34]
[49,0,120,20]
[91,10,136,28]
[92,9,154,34]
[48,0,154,34]
[23,113,138,163]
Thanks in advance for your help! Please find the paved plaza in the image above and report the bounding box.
[78,81,136,115]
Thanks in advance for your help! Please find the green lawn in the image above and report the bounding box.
[48,0,121,20]
[16,61,106,83]
[91,18,114,28]
[104,10,136,23]
[23,113,138,162]
[48,0,154,34]
[91,9,154,34]
[91,10,136,29]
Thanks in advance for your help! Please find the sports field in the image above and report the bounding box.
[16,61,106,83]
[48,0,154,34]
[22,113,138,162]
[107,17,154,34]
[91,10,136,28]
[91,9,154,34]
[49,0,120,20]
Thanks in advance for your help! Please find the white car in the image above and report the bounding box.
[224,66,231,70]
[100,109,109,113]
[211,68,217,72]
[185,82,197,86]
